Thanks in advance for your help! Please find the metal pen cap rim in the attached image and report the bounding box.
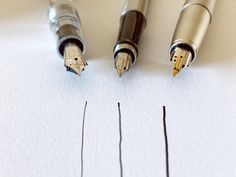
[114,43,138,64]
[57,35,85,58]
[169,40,197,63]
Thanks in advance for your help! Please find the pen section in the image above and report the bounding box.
[57,25,84,57]
[117,10,147,52]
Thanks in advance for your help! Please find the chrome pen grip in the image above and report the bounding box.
[49,0,84,57]
[48,0,87,75]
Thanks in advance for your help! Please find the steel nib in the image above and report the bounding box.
[64,43,87,76]
[115,52,132,77]
[171,47,192,77]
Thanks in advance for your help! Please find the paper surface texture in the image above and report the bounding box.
[0,0,236,177]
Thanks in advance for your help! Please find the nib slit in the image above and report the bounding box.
[171,47,192,77]
[115,52,132,77]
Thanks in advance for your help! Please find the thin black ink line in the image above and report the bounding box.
[118,103,123,177]
[163,106,170,177]
[81,101,88,177]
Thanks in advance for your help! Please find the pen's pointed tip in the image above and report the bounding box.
[117,69,124,77]
[115,52,132,77]
[172,69,179,77]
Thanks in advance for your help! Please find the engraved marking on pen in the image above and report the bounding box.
[162,106,170,177]
[81,101,88,177]
[118,103,124,177]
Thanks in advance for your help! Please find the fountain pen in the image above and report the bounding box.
[113,0,150,77]
[49,0,87,76]
[169,0,216,76]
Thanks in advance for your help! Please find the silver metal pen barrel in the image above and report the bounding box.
[169,0,216,76]
[122,0,149,17]
[113,0,150,77]
[49,0,87,75]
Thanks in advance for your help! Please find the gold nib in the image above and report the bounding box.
[172,69,179,77]
[64,43,87,76]
[171,47,192,77]
[115,52,132,77]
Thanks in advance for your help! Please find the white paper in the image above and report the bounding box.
[0,0,236,177]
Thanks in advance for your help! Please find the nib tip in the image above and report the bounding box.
[115,52,132,77]
[172,69,179,77]
[117,71,123,77]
